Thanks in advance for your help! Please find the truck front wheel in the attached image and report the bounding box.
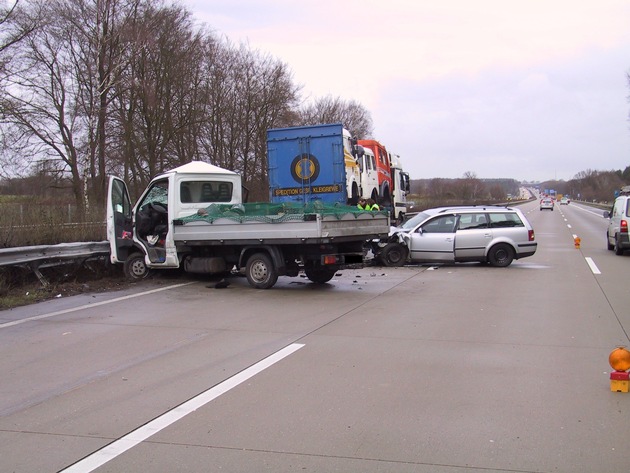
[380,243,408,267]
[245,252,278,289]
[124,252,150,280]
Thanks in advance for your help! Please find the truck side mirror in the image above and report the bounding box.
[354,144,365,158]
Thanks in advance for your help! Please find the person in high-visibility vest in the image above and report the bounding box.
[367,198,380,211]
[357,198,368,210]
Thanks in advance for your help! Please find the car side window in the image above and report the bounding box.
[457,213,488,230]
[421,215,457,233]
[488,212,524,228]
[613,199,623,217]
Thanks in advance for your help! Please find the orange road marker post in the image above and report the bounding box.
[609,347,630,393]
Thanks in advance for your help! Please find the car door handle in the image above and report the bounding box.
[484,233,492,238]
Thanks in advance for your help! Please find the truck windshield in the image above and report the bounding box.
[140,181,168,208]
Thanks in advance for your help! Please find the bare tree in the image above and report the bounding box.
[1,3,87,209]
[111,2,207,196]
[0,0,39,56]
[460,171,485,201]
[54,0,141,206]
[0,0,141,211]
[0,0,311,210]
[295,95,373,139]
[199,40,300,200]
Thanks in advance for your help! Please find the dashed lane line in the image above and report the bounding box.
[0,282,196,329]
[60,343,305,473]
[585,257,601,275]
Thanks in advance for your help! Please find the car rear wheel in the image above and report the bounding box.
[607,231,615,251]
[487,243,514,267]
[614,234,624,256]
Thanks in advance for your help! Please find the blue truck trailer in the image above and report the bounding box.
[267,123,359,205]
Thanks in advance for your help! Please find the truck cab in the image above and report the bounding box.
[389,152,411,224]
[357,146,379,202]
[107,161,243,279]
[358,139,392,206]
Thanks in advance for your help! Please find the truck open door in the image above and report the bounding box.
[106,176,133,264]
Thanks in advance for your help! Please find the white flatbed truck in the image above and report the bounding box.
[106,162,390,289]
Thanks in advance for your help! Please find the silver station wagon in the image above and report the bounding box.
[376,206,537,267]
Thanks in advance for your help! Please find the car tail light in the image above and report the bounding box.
[528,230,535,241]
[621,220,628,233]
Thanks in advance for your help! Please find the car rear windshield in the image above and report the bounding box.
[488,212,524,228]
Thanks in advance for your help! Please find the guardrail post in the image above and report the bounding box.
[29,262,50,287]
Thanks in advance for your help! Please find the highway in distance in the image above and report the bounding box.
[1,198,629,473]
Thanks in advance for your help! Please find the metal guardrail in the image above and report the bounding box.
[0,241,111,286]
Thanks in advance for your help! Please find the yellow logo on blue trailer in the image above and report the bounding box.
[291,154,320,183]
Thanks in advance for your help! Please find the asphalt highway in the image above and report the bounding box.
[1,199,629,472]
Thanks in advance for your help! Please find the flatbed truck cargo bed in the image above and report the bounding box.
[173,211,389,244]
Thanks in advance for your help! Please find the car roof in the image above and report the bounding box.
[424,205,517,215]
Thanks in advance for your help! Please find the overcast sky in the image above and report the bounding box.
[181,0,630,183]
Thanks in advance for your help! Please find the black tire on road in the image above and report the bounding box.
[607,231,615,251]
[124,252,150,280]
[614,234,624,256]
[487,243,514,267]
[380,242,408,267]
[245,252,278,289]
[304,267,336,284]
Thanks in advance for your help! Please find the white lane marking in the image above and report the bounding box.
[512,263,551,269]
[572,234,578,239]
[572,204,609,218]
[585,257,601,275]
[61,343,305,473]
[567,224,572,229]
[0,282,195,329]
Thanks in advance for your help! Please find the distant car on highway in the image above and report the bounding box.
[540,197,554,211]
[560,197,569,205]
[604,187,630,255]
[375,206,537,267]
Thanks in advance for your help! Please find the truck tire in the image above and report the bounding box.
[124,252,150,280]
[487,243,514,267]
[380,243,408,267]
[349,183,359,206]
[245,252,278,289]
[304,267,336,284]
